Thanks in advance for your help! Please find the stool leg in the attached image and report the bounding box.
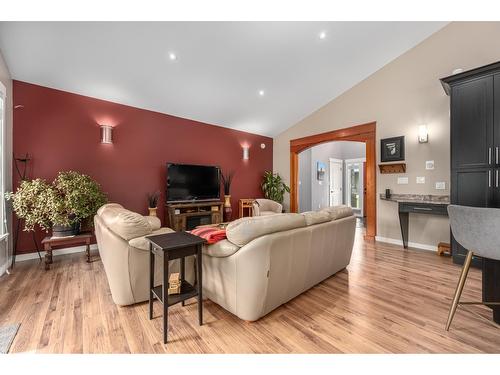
[446,249,473,331]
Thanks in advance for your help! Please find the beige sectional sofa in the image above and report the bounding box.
[202,205,356,321]
[94,203,194,306]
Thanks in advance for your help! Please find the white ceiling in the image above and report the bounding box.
[0,22,447,137]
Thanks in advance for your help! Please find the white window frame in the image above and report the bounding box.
[0,81,7,277]
[344,158,366,217]
[0,82,7,239]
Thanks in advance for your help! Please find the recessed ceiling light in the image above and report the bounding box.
[258,90,265,96]
[168,52,177,61]
[319,31,327,40]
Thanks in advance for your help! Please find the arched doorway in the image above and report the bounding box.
[290,122,376,240]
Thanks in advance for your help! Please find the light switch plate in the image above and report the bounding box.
[416,176,426,184]
[397,177,409,184]
[426,160,435,170]
[435,182,446,190]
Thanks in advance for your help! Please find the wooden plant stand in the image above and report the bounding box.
[41,232,93,270]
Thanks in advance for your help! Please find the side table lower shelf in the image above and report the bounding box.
[151,282,198,307]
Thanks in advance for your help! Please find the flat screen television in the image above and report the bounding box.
[166,163,221,203]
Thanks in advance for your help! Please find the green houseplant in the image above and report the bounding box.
[261,171,290,205]
[6,171,107,237]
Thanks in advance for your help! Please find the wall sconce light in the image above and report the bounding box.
[418,124,428,143]
[243,146,249,160]
[100,125,113,144]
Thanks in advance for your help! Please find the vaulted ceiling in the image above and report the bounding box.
[0,22,447,136]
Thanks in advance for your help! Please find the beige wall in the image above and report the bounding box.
[0,48,13,274]
[273,22,500,249]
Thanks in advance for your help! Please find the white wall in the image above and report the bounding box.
[274,22,500,248]
[299,141,365,212]
[0,48,13,275]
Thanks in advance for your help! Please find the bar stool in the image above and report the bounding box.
[446,204,500,330]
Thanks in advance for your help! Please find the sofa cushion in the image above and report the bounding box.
[97,203,123,216]
[143,215,161,231]
[321,205,354,220]
[301,210,331,226]
[203,239,240,258]
[129,227,175,251]
[259,211,280,216]
[100,208,153,241]
[226,213,306,247]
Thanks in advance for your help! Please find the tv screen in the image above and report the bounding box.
[166,163,221,202]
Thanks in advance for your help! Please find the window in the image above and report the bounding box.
[0,81,7,276]
[0,82,5,238]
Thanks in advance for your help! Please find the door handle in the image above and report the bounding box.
[496,169,499,188]
[489,147,492,165]
[489,170,492,188]
[413,207,432,211]
[496,147,499,164]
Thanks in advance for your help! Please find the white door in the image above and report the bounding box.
[329,159,343,206]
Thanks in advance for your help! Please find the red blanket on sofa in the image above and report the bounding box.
[190,226,227,244]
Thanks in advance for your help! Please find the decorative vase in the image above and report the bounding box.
[223,195,232,222]
[148,207,158,217]
[52,222,81,238]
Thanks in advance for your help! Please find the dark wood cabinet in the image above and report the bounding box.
[451,77,494,170]
[442,62,500,263]
[442,61,500,323]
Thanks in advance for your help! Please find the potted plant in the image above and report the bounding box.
[148,191,160,216]
[6,171,107,237]
[261,171,290,208]
[221,170,234,221]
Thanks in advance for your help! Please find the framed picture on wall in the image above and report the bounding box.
[317,161,326,181]
[381,136,405,162]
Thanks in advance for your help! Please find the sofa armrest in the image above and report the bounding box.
[203,239,240,258]
[143,215,161,230]
[128,227,174,251]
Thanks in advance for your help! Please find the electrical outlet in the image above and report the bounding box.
[435,182,446,190]
[426,160,435,170]
[416,176,426,184]
[397,177,409,184]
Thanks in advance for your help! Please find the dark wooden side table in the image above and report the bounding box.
[41,232,93,270]
[147,231,206,344]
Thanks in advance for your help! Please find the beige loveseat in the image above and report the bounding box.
[202,205,356,321]
[94,203,194,306]
[252,198,282,216]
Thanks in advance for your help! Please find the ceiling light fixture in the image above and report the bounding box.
[168,52,177,61]
[258,90,265,97]
[319,31,327,40]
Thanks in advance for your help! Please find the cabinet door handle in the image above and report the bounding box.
[496,147,499,164]
[489,170,492,187]
[489,148,492,165]
[496,169,499,188]
[413,207,433,211]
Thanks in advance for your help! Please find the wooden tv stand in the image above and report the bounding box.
[165,201,224,231]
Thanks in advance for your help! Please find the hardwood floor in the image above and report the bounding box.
[1,228,499,353]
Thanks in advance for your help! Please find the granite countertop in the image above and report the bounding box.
[380,193,450,205]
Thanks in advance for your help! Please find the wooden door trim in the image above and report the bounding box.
[289,122,377,240]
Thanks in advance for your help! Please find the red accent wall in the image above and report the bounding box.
[13,80,273,254]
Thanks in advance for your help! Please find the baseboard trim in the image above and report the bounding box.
[15,244,98,263]
[375,236,437,252]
